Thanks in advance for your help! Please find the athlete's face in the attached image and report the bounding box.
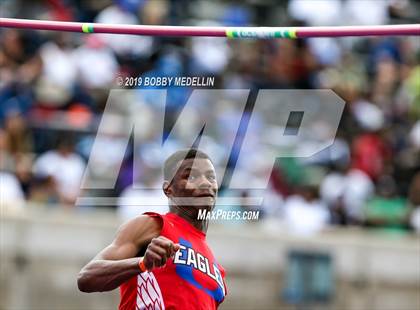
[164,158,218,209]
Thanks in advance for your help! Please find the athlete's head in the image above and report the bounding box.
[163,148,217,212]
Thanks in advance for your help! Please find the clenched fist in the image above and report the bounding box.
[143,236,180,271]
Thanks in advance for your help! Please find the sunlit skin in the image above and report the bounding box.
[163,158,218,233]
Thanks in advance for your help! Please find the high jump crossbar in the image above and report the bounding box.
[1,18,419,39]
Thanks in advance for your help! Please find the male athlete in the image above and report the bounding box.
[78,149,227,310]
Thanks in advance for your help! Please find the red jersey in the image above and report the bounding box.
[119,212,227,310]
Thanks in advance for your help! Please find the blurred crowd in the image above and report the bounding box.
[0,0,419,234]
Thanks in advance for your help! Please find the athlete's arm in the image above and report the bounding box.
[77,215,178,293]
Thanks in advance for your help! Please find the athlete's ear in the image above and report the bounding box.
[163,180,172,197]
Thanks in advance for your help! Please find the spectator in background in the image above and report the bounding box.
[0,128,14,172]
[0,111,34,198]
[370,53,401,111]
[0,171,25,210]
[408,172,420,233]
[33,135,86,205]
[0,126,23,211]
[13,153,33,197]
[0,29,42,88]
[36,33,77,109]
[73,35,119,91]
[364,174,410,232]
[0,29,41,128]
[283,185,330,236]
[288,0,342,26]
[27,174,60,205]
[351,99,391,181]
[410,121,420,150]
[190,22,231,75]
[94,0,154,59]
[72,34,119,110]
[344,0,391,25]
[3,108,33,156]
[321,163,374,225]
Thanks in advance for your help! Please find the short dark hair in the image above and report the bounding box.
[163,148,211,181]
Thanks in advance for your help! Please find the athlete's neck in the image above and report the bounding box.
[169,205,209,233]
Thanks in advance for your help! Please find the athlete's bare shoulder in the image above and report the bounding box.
[114,214,163,249]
